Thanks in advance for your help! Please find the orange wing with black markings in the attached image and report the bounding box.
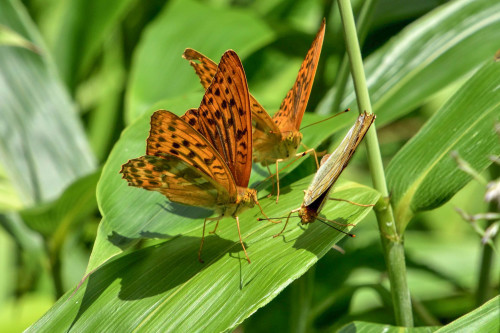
[146,110,237,197]
[121,154,231,207]
[273,18,325,132]
[183,48,280,144]
[184,50,253,188]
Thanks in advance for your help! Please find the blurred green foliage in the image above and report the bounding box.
[0,0,499,331]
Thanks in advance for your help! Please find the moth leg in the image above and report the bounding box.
[266,165,275,198]
[329,197,375,207]
[273,208,300,238]
[199,216,222,263]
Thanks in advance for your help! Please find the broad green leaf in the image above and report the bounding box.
[338,321,438,333]
[20,171,99,237]
[0,163,22,211]
[50,0,136,88]
[0,23,39,52]
[125,0,274,123]
[387,60,500,231]
[90,103,370,271]
[0,293,53,332]
[318,0,500,126]
[0,0,95,206]
[435,295,499,333]
[339,295,500,333]
[84,30,126,161]
[28,178,379,332]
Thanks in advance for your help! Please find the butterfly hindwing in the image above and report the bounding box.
[146,110,237,198]
[273,19,326,132]
[121,155,231,207]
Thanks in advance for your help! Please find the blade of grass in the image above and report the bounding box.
[337,0,413,326]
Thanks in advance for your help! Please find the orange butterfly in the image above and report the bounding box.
[183,19,326,202]
[272,112,376,236]
[121,50,274,263]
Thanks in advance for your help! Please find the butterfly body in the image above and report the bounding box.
[121,51,272,263]
[253,130,303,166]
[218,187,257,218]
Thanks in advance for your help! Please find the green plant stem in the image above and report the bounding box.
[332,0,378,113]
[476,163,500,306]
[290,267,315,333]
[336,0,414,326]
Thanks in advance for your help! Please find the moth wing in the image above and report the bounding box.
[303,112,375,206]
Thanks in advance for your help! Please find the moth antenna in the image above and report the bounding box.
[257,216,299,221]
[315,216,356,237]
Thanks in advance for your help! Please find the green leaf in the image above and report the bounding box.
[338,295,500,333]
[90,103,371,271]
[125,0,274,123]
[50,0,136,88]
[0,23,39,52]
[338,321,439,333]
[435,295,499,332]
[20,171,99,238]
[84,30,126,161]
[0,163,23,211]
[28,178,379,332]
[0,0,95,206]
[387,60,500,231]
[318,0,500,126]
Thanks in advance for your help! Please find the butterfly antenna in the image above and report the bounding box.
[299,108,350,131]
[315,216,356,237]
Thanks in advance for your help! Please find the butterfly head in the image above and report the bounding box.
[281,130,303,158]
[234,187,258,216]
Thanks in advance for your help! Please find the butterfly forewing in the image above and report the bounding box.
[121,155,231,207]
[146,110,237,197]
[303,112,375,207]
[183,48,218,89]
[193,50,253,188]
[273,19,326,132]
[183,48,280,143]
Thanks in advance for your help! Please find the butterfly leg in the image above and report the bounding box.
[235,216,251,263]
[199,216,222,263]
[266,165,276,198]
[209,220,221,234]
[328,197,375,207]
[252,192,281,224]
[273,208,300,238]
[273,159,282,204]
[296,144,320,169]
